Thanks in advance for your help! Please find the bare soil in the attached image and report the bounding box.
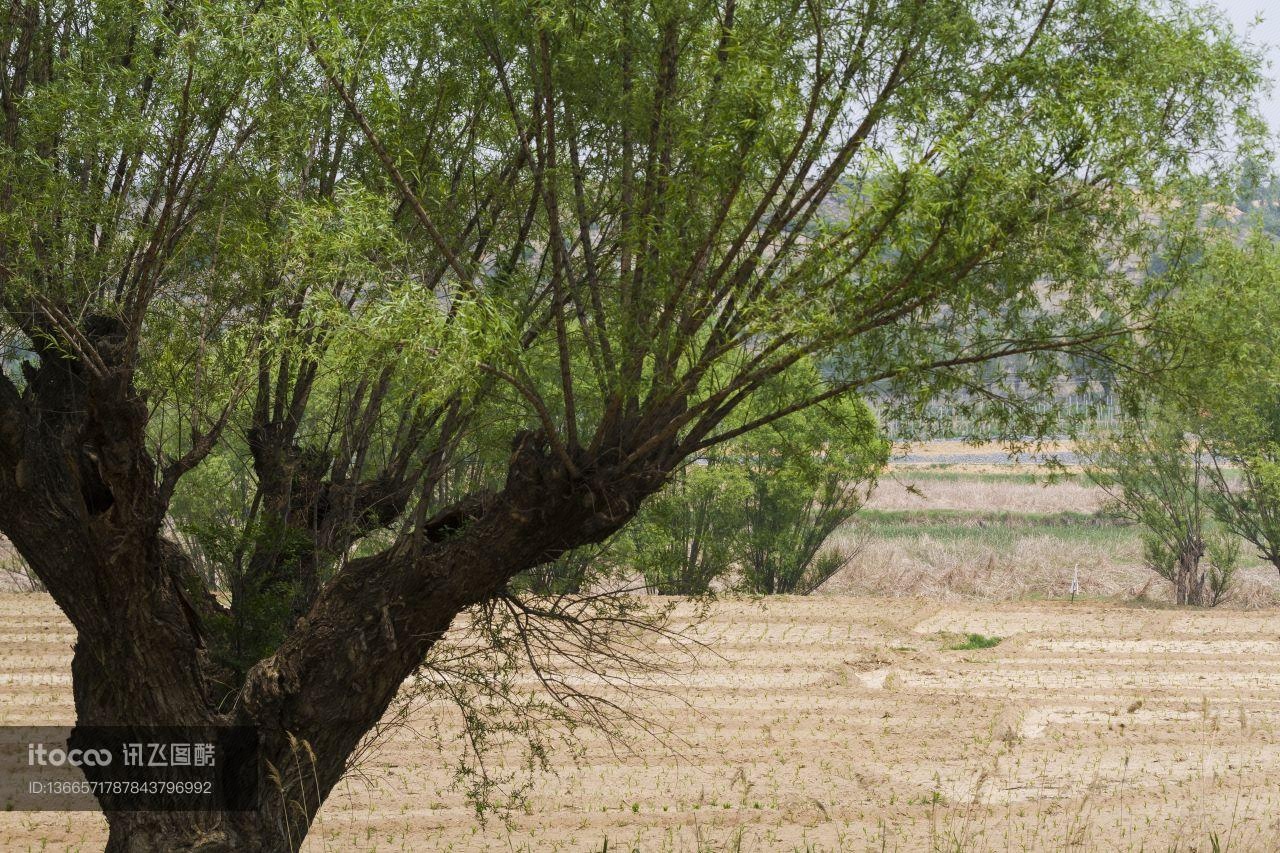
[3,593,1280,851]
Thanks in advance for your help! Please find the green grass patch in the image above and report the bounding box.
[946,633,1002,651]
[886,469,1066,485]
[852,509,1136,549]
[859,508,1116,527]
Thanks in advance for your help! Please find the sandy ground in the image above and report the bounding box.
[4,594,1280,851]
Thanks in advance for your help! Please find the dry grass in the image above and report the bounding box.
[829,460,1280,610]
[824,532,1146,600]
[869,473,1103,514]
[5,595,1280,851]
[891,439,1076,461]
[824,533,1280,608]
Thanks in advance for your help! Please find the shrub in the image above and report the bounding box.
[516,543,620,597]
[734,396,888,594]
[1205,531,1241,607]
[1084,415,1227,606]
[628,457,750,595]
[629,393,888,595]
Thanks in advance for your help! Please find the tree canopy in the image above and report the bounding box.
[0,0,1266,849]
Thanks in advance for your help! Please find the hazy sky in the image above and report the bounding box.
[1208,0,1280,153]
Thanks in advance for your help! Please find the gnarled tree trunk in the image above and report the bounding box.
[0,331,666,852]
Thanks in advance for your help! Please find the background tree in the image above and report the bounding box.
[1164,235,1280,578]
[1103,233,1280,586]
[1082,415,1219,605]
[0,0,1263,849]
[1082,230,1280,605]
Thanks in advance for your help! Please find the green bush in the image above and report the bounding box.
[515,544,616,597]
[1084,415,1242,607]
[628,393,888,595]
[734,396,888,594]
[1205,531,1240,607]
[628,457,750,595]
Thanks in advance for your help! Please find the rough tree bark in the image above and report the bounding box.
[1174,535,1206,607]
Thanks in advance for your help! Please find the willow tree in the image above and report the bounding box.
[0,0,1261,848]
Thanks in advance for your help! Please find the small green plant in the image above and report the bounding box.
[1205,530,1241,607]
[947,633,1002,651]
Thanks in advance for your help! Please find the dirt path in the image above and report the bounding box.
[2,594,1279,851]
